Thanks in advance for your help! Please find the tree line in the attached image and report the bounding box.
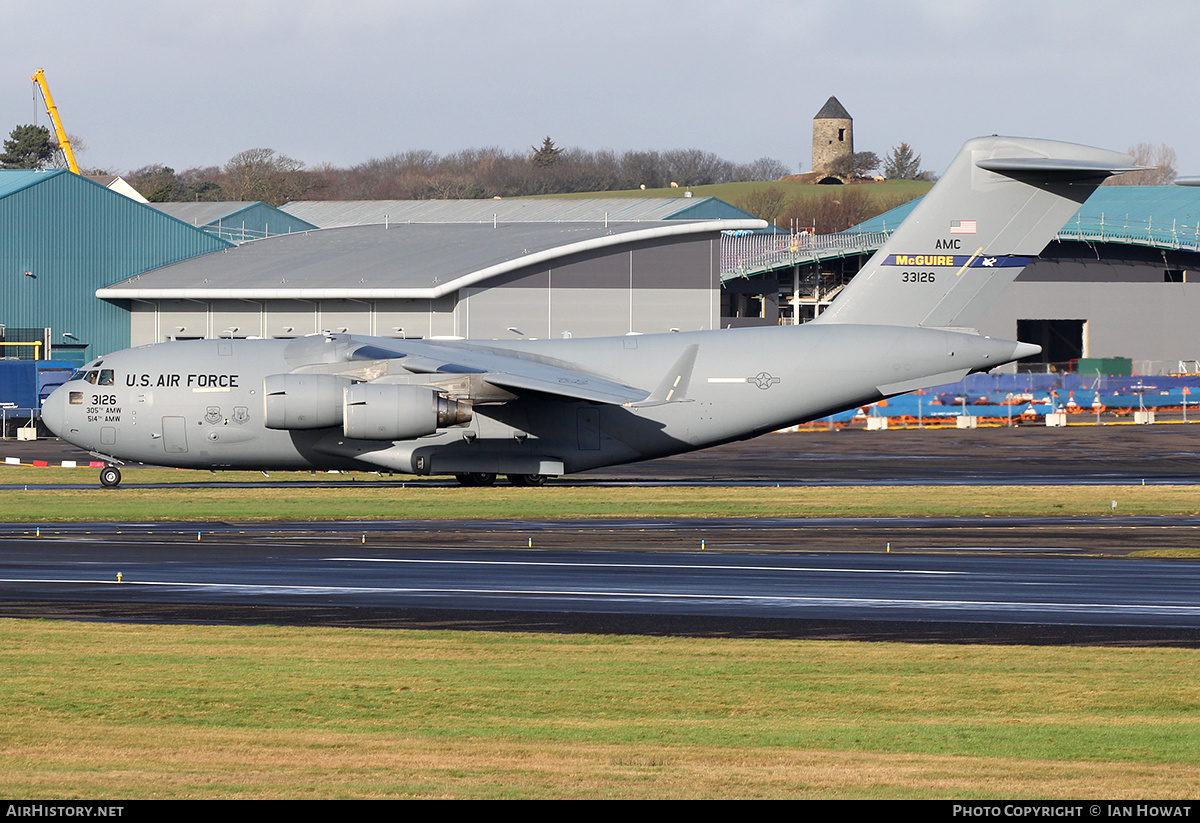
[2,126,792,206]
[127,143,791,206]
[119,140,928,213]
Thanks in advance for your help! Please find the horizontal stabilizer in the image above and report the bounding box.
[815,136,1138,329]
[976,157,1144,177]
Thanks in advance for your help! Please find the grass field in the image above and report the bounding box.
[2,619,1199,799]
[531,178,933,207]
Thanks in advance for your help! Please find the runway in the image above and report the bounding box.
[2,519,1200,645]
[4,426,1200,644]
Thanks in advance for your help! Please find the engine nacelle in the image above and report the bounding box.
[343,383,472,441]
[263,373,350,430]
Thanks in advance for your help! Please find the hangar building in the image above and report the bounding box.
[98,215,763,344]
[150,201,317,243]
[0,169,231,365]
[278,195,755,228]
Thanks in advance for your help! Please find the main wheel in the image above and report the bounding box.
[507,473,547,487]
[99,466,122,488]
[455,472,497,487]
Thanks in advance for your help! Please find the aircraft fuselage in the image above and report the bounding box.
[43,323,1029,478]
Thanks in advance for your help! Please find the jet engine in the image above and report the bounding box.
[263,374,350,430]
[343,383,472,440]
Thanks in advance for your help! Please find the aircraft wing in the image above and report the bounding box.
[348,338,650,405]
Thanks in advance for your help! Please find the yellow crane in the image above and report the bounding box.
[30,68,79,174]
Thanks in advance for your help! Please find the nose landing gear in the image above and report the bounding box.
[99,465,122,488]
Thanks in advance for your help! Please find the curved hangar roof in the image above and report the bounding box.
[278,196,756,227]
[98,218,764,301]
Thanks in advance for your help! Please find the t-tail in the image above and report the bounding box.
[814,136,1139,329]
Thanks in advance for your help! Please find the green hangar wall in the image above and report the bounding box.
[0,169,231,365]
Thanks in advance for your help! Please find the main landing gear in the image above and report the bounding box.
[99,465,122,488]
[507,473,547,487]
[455,472,497,487]
[454,472,548,487]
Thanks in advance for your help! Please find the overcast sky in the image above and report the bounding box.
[3,0,1196,179]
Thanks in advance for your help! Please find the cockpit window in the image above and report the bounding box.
[69,370,86,381]
[83,370,99,384]
[98,369,114,386]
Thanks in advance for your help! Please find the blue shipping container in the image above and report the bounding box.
[0,360,74,411]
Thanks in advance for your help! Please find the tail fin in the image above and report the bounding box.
[815,136,1138,328]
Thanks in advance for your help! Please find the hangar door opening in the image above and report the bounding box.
[1016,319,1085,368]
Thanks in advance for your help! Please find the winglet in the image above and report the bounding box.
[814,136,1138,329]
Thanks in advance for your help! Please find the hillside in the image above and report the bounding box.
[529,178,933,232]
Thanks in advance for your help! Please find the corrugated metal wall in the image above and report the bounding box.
[151,201,318,243]
[0,170,231,363]
[204,202,316,243]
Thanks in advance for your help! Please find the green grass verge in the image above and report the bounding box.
[1127,548,1200,558]
[1,619,1197,799]
[3,468,1200,522]
[526,178,933,207]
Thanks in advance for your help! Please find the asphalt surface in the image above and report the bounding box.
[580,423,1200,485]
[2,523,1199,645]
[7,421,1200,485]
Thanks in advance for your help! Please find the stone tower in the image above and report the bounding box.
[812,96,853,175]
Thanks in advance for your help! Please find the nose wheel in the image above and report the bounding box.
[99,465,122,488]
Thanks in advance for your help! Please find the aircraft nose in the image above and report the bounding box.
[41,385,66,437]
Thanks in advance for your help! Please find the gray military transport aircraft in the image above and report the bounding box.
[43,136,1137,487]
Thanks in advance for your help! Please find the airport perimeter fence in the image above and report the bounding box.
[797,368,1200,429]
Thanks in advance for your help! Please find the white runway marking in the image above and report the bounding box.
[321,557,966,575]
[4,577,1200,617]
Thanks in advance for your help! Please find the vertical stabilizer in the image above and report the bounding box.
[815,136,1137,328]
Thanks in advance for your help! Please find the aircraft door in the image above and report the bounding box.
[577,407,601,450]
[162,416,189,454]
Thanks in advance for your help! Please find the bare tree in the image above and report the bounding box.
[776,188,921,234]
[660,149,732,187]
[732,187,789,224]
[732,157,790,182]
[1104,143,1177,186]
[221,148,318,204]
